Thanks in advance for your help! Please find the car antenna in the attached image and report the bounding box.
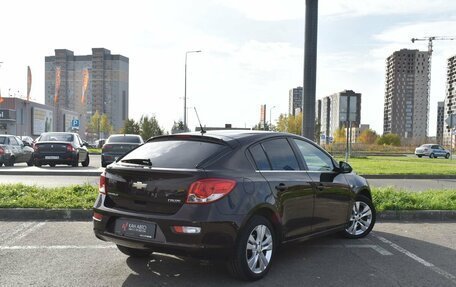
[194,107,206,135]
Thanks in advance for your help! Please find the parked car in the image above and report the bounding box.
[0,135,34,166]
[101,134,144,167]
[415,144,450,159]
[19,136,35,147]
[33,132,90,167]
[93,131,376,280]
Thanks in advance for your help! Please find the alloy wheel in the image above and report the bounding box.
[245,224,273,274]
[346,201,373,236]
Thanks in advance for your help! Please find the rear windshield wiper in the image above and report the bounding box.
[121,158,153,166]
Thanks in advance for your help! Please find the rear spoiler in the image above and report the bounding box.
[146,134,238,149]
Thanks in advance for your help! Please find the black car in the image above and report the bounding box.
[0,135,34,166]
[33,132,90,167]
[93,131,375,281]
[101,134,144,167]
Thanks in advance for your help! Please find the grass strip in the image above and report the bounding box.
[372,187,456,212]
[0,184,97,209]
[0,184,455,211]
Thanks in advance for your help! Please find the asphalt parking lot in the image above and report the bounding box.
[0,221,455,286]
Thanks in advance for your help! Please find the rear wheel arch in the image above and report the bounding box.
[240,206,283,244]
[357,189,372,201]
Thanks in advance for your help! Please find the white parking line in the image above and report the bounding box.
[0,222,35,244]
[2,222,46,245]
[376,235,456,285]
[0,245,116,250]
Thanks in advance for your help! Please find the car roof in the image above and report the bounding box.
[152,130,309,147]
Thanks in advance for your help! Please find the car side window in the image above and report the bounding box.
[249,144,271,170]
[9,137,18,146]
[293,139,334,171]
[431,145,438,149]
[261,138,299,171]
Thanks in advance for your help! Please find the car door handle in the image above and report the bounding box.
[275,183,288,192]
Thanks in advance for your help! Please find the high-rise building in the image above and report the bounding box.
[437,101,445,144]
[319,90,361,142]
[443,55,456,147]
[383,49,429,141]
[45,48,129,136]
[288,87,303,116]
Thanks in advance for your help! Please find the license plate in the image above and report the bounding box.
[45,156,59,160]
[114,219,156,240]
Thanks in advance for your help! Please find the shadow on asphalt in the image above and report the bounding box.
[120,231,456,287]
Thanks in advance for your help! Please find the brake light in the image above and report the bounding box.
[186,178,236,204]
[0,147,4,155]
[66,144,76,152]
[102,144,112,150]
[99,172,108,194]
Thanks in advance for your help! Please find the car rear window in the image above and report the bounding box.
[108,135,142,143]
[120,139,227,168]
[39,133,74,142]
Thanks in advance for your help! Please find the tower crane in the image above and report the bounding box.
[410,36,455,136]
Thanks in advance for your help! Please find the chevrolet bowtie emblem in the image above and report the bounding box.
[132,182,147,190]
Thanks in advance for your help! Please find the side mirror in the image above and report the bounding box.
[339,161,352,173]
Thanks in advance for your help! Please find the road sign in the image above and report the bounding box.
[71,119,80,128]
[320,134,326,140]
[445,114,456,128]
[328,136,334,143]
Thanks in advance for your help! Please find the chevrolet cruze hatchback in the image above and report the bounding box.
[93,131,375,280]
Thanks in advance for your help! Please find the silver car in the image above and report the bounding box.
[415,144,451,159]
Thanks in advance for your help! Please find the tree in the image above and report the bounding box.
[121,119,140,134]
[333,127,347,144]
[252,122,271,131]
[171,121,189,134]
[377,133,401,146]
[275,113,302,135]
[140,115,163,140]
[358,129,378,144]
[86,111,113,138]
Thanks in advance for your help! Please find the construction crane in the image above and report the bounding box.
[410,36,455,135]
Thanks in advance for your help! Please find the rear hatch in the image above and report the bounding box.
[104,135,232,215]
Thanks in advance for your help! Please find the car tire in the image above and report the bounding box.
[227,216,276,281]
[49,163,56,167]
[342,195,376,239]
[71,155,79,167]
[27,159,33,166]
[446,153,450,159]
[5,156,15,167]
[34,160,42,167]
[429,153,435,158]
[82,154,90,167]
[417,155,422,158]
[116,245,153,257]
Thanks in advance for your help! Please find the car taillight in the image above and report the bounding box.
[93,212,103,222]
[0,147,4,155]
[102,144,112,150]
[66,144,76,152]
[186,178,236,204]
[99,172,108,194]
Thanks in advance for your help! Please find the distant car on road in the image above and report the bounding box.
[415,144,450,159]
[0,135,34,166]
[101,134,144,167]
[33,132,90,167]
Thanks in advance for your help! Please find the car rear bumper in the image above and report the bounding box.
[34,152,78,164]
[93,195,243,259]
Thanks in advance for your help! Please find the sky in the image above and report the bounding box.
[0,0,456,135]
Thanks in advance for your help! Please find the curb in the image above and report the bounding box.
[1,208,455,221]
[0,170,103,176]
[363,174,456,179]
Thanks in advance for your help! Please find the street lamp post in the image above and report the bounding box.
[184,50,201,129]
[269,106,276,130]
